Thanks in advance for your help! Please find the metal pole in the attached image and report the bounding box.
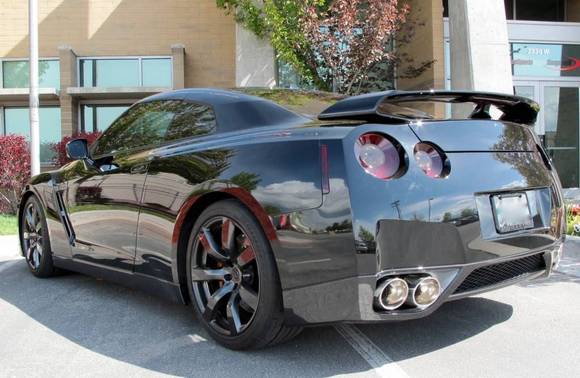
[29,0,40,176]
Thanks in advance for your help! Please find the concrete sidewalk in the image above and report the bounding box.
[0,235,20,262]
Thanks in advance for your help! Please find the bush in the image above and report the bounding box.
[566,205,580,236]
[51,131,102,167]
[0,134,31,214]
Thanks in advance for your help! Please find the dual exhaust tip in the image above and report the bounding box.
[375,275,441,311]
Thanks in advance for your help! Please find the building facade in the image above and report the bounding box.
[0,0,579,188]
[0,0,260,165]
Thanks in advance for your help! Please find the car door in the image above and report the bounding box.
[64,100,175,270]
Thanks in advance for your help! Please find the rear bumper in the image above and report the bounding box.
[282,244,562,325]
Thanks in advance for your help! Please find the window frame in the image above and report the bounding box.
[77,56,173,88]
[90,99,218,159]
[0,57,60,89]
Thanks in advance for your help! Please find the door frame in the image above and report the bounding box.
[515,79,580,187]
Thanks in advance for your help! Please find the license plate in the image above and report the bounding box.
[491,193,534,234]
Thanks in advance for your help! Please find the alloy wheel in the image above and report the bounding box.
[22,202,44,270]
[191,216,260,336]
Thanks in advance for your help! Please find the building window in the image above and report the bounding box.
[443,0,565,22]
[79,57,172,87]
[513,0,565,22]
[1,59,60,89]
[2,107,62,164]
[81,104,131,132]
[142,58,173,87]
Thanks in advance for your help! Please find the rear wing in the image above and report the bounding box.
[318,90,540,126]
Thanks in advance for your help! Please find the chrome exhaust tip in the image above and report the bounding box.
[405,276,441,309]
[375,277,409,311]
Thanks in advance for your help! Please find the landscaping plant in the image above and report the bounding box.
[216,0,431,94]
[0,134,31,214]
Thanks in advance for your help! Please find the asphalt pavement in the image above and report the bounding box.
[0,234,579,378]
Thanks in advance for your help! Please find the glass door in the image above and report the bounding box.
[514,81,541,133]
[539,82,580,188]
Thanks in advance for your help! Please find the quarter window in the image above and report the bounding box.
[165,102,216,141]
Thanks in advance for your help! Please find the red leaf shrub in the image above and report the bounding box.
[0,134,31,214]
[52,132,102,167]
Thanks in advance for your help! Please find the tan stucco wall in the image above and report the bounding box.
[0,0,236,88]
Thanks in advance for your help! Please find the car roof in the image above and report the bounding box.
[144,88,267,106]
[142,88,309,132]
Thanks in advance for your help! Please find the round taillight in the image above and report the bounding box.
[355,133,405,180]
[413,142,450,178]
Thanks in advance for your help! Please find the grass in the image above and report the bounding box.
[0,214,18,236]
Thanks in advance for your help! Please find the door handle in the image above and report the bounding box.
[130,164,149,174]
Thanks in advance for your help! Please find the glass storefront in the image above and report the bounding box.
[2,59,60,89]
[512,42,580,187]
[2,107,62,164]
[543,86,579,188]
[79,57,172,87]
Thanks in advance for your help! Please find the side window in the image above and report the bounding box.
[92,101,175,156]
[164,102,217,141]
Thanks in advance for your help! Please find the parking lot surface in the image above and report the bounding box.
[1,234,579,378]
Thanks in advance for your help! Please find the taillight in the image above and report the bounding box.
[354,133,406,180]
[413,142,450,179]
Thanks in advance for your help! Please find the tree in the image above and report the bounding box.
[216,0,429,94]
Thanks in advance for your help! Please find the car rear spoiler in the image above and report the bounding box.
[318,90,540,126]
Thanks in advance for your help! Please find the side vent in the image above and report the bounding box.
[54,190,76,246]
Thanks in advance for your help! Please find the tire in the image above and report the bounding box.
[186,199,302,349]
[19,195,56,278]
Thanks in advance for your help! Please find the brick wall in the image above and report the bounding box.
[0,0,236,88]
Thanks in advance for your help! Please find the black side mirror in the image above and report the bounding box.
[66,138,90,161]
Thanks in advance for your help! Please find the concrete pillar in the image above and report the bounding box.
[448,0,513,94]
[397,0,446,118]
[171,44,185,89]
[58,45,77,136]
[397,0,445,91]
[235,24,276,88]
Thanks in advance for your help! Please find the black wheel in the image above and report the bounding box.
[186,200,302,349]
[19,195,55,278]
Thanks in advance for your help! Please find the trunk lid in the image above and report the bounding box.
[408,120,538,152]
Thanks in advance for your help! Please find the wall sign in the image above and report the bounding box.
[512,43,580,77]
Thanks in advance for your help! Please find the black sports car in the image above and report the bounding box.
[18,89,566,349]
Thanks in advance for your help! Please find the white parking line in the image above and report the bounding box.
[334,324,409,378]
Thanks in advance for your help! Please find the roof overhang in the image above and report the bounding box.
[66,87,170,100]
[0,88,59,102]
